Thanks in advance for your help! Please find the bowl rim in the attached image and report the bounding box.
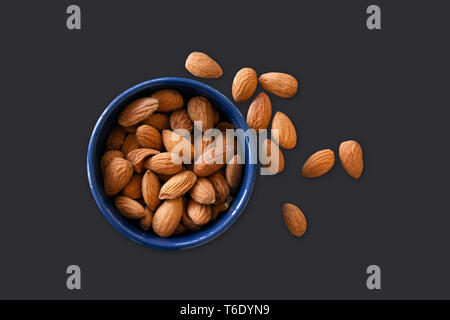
[87,77,257,250]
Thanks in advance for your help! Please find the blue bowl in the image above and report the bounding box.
[87,77,257,250]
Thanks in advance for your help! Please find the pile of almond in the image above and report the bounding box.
[185,51,364,239]
[101,91,243,238]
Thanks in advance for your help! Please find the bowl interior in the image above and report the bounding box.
[87,77,256,250]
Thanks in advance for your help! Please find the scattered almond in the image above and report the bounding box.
[247,92,272,132]
[302,149,335,178]
[232,67,257,102]
[271,111,297,149]
[339,140,363,179]
[185,51,223,79]
[259,72,298,98]
[282,203,307,237]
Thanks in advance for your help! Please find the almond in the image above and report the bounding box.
[121,173,143,199]
[142,113,170,132]
[159,170,197,199]
[162,130,194,162]
[139,207,153,231]
[121,134,140,157]
[193,133,217,161]
[150,89,184,112]
[259,72,298,98]
[247,92,272,132]
[282,203,307,237]
[118,97,158,127]
[301,149,335,178]
[106,126,126,150]
[144,152,183,175]
[209,171,230,204]
[135,124,162,150]
[152,198,183,237]
[271,111,297,149]
[126,148,160,173]
[123,124,138,133]
[213,107,220,125]
[114,196,145,219]
[215,122,234,132]
[187,97,215,132]
[339,140,363,179]
[261,139,285,174]
[173,223,186,235]
[142,170,161,211]
[181,199,201,231]
[226,154,244,193]
[104,158,133,196]
[232,67,258,102]
[189,178,216,205]
[193,144,234,177]
[187,199,211,226]
[211,197,232,221]
[170,109,193,133]
[100,150,124,176]
[185,51,223,79]
[157,172,177,182]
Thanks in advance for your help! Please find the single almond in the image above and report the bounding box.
[213,107,220,125]
[282,203,307,237]
[142,113,170,132]
[193,133,217,161]
[187,199,212,226]
[170,109,194,133]
[181,199,201,231]
[100,150,124,176]
[106,125,126,150]
[226,154,244,193]
[209,171,230,204]
[185,51,223,79]
[211,197,232,221]
[104,158,133,196]
[142,170,161,211]
[135,124,163,150]
[339,140,363,179]
[159,170,197,199]
[121,173,143,199]
[121,134,140,157]
[189,177,216,205]
[139,207,153,231]
[187,96,215,132]
[114,196,145,219]
[162,130,194,162]
[271,111,297,149]
[173,223,186,235]
[144,152,184,175]
[126,148,160,173]
[261,138,285,174]
[259,72,298,98]
[232,67,258,102]
[150,89,184,112]
[118,97,158,127]
[194,144,234,177]
[247,92,272,132]
[152,198,183,237]
[215,122,234,132]
[123,124,138,133]
[302,149,335,178]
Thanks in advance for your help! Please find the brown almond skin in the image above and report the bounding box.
[247,92,272,132]
[126,148,160,173]
[152,198,183,237]
[142,113,170,132]
[225,154,243,193]
[121,173,143,199]
[118,97,159,127]
[142,170,161,211]
[151,89,184,112]
[259,72,298,98]
[213,107,220,125]
[101,150,124,176]
[139,207,153,231]
[170,109,194,133]
[194,144,234,177]
[261,139,285,174]
[135,124,163,150]
[339,140,363,179]
[232,67,258,103]
[104,158,133,196]
[159,170,197,199]
[124,124,138,133]
[187,199,212,226]
[114,196,145,219]
[282,203,307,237]
[271,111,297,149]
[302,149,335,178]
[144,152,184,175]
[121,134,140,157]
[181,200,201,231]
[106,126,126,150]
[215,122,234,132]
[173,223,186,235]
[209,171,230,204]
[189,177,216,204]
[161,130,194,162]
[185,51,223,79]
[187,97,215,132]
[211,199,231,221]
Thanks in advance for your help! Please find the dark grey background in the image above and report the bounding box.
[0,0,449,299]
